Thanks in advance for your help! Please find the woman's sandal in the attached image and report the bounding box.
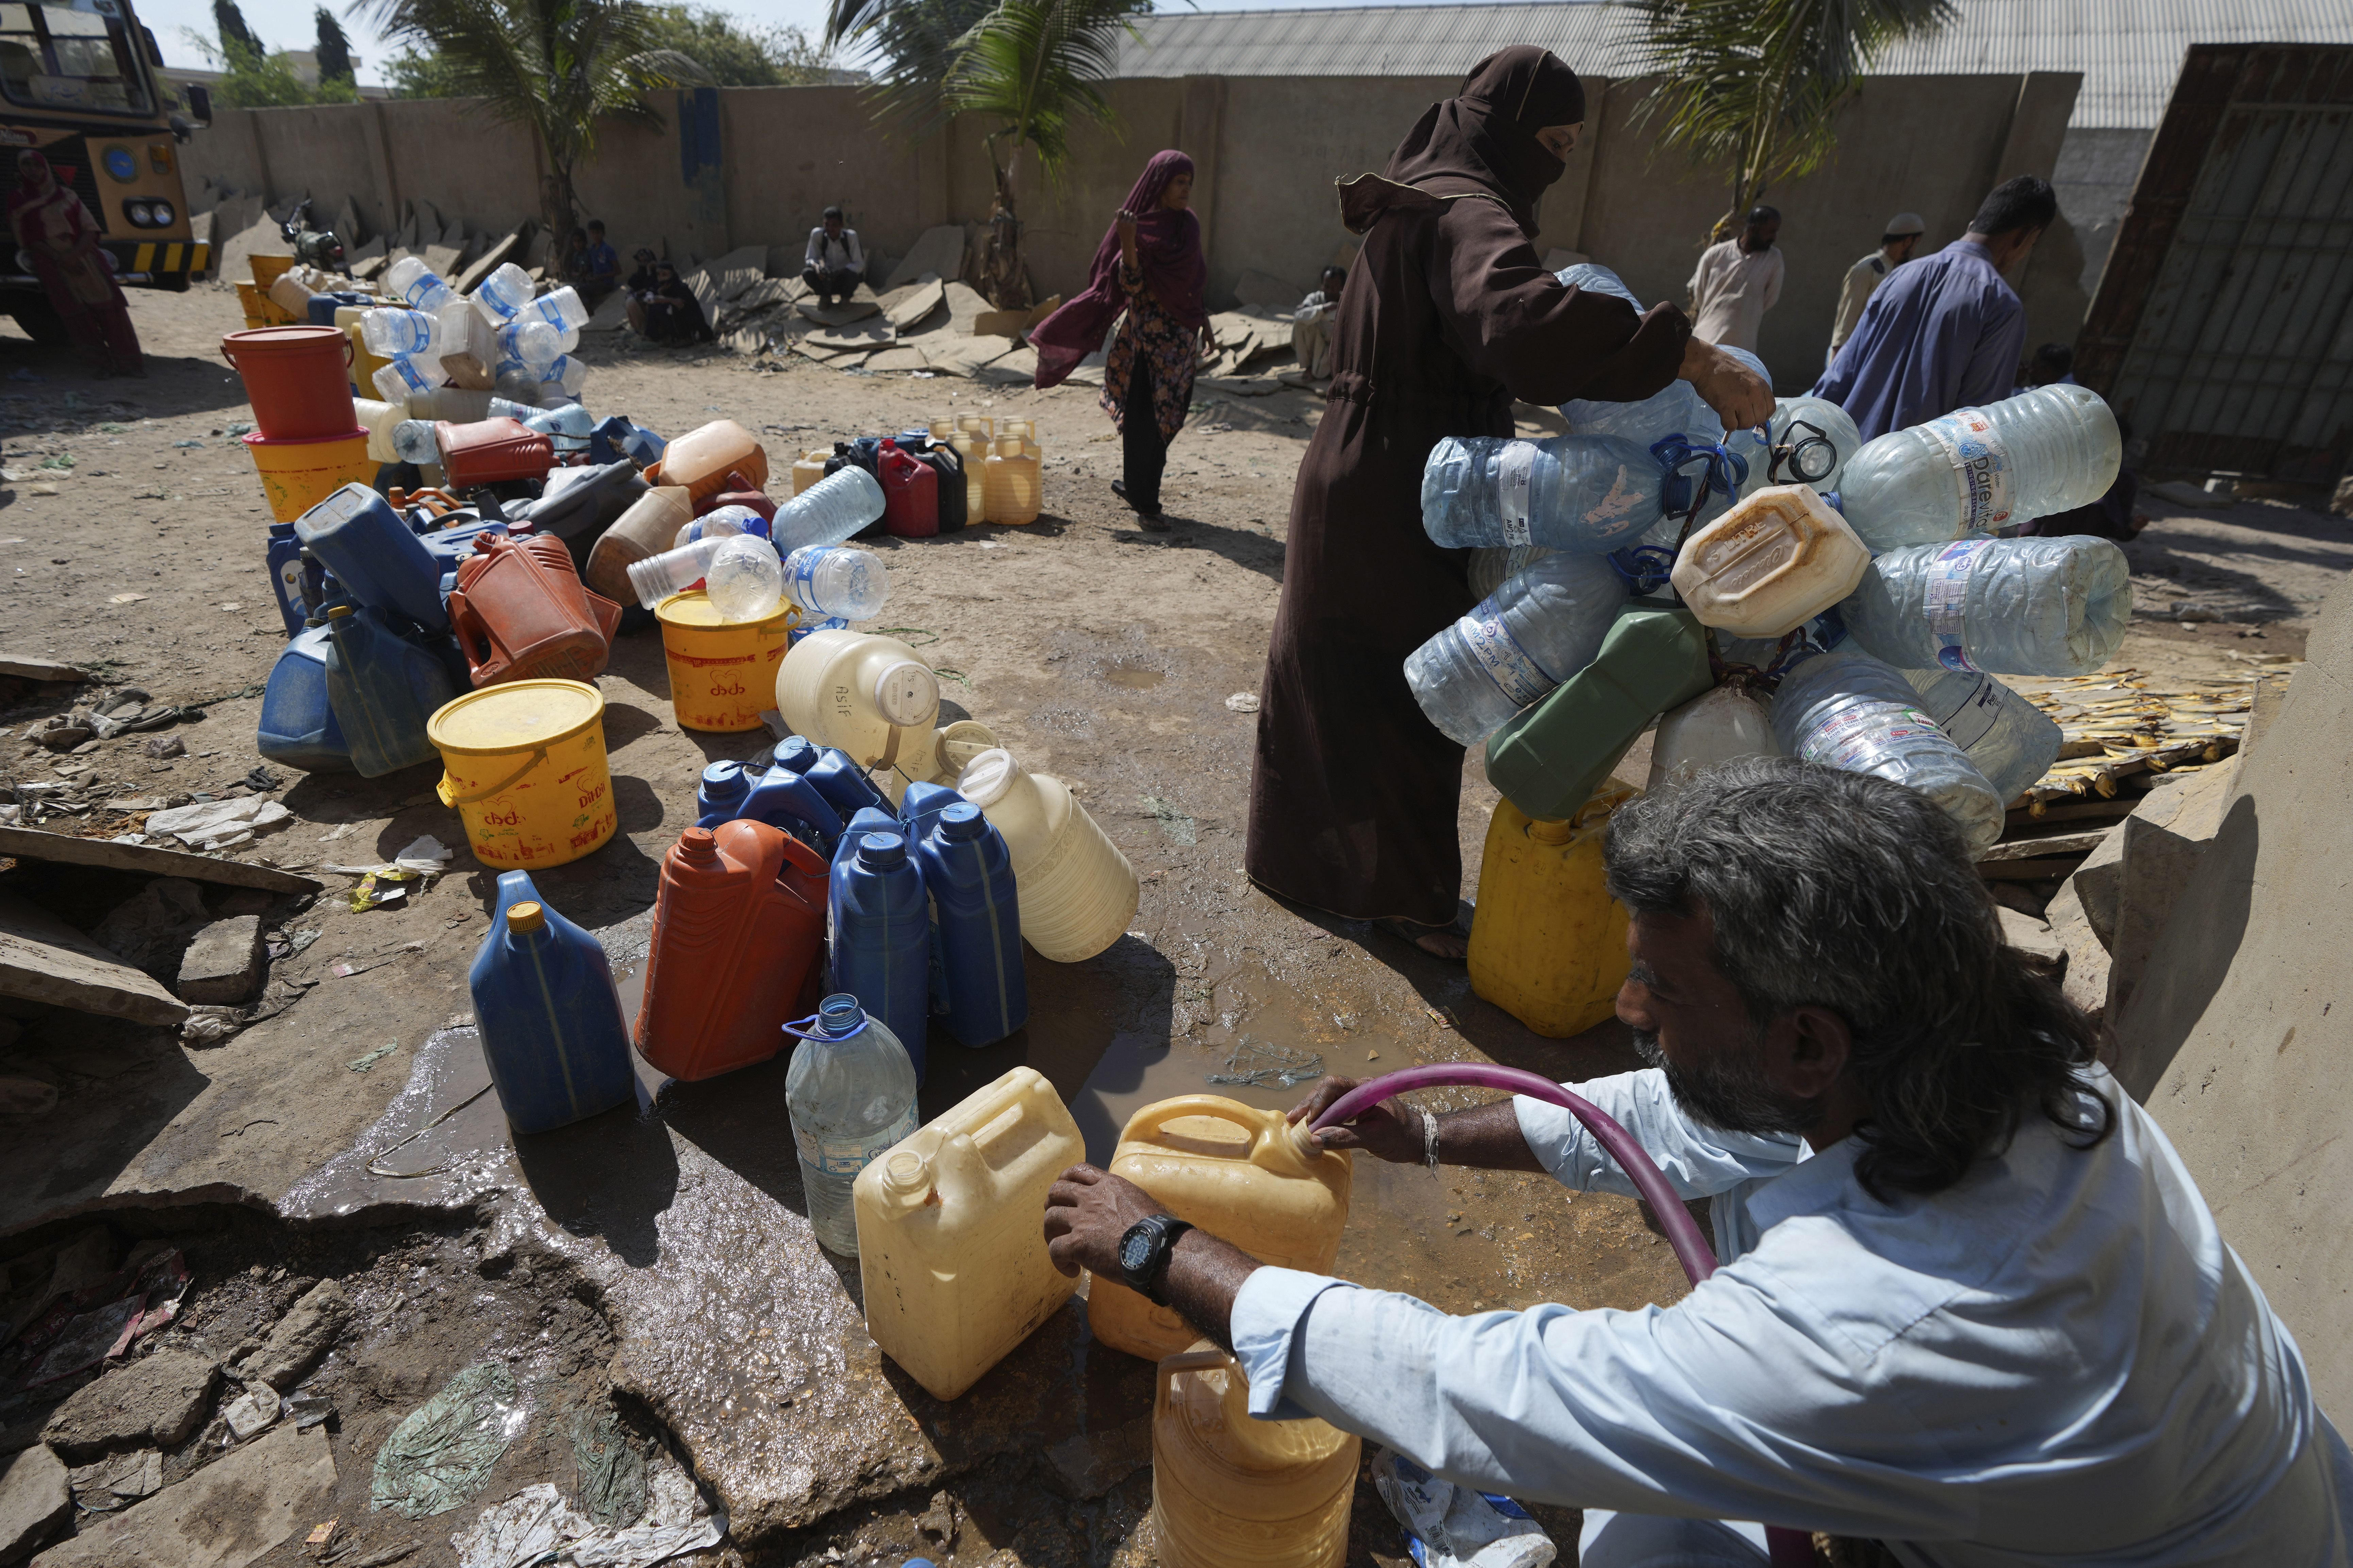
[1372,914,1472,962]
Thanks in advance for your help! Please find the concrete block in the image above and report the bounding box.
[2067,818,2128,952]
[1997,906,2065,967]
[42,1351,220,1462]
[2044,878,2108,1021]
[0,1443,68,1566]
[250,1280,352,1391]
[175,916,264,1006]
[32,1423,334,1568]
[2106,766,2234,1022]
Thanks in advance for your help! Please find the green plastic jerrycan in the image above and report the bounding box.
[1483,602,1713,820]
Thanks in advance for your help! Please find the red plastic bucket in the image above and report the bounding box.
[220,326,356,441]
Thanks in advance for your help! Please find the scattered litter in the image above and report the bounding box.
[180,1005,246,1047]
[306,1518,340,1547]
[289,1392,334,1429]
[369,1359,525,1519]
[1224,692,1261,713]
[107,592,147,604]
[1207,1036,1324,1090]
[451,1483,572,1568]
[223,1383,281,1439]
[1425,1005,1457,1030]
[142,796,292,848]
[348,1039,401,1073]
[245,764,283,791]
[571,1410,646,1527]
[1140,794,1197,846]
[3,1247,189,1390]
[347,867,421,911]
[68,1447,163,1513]
[393,834,455,873]
[451,1454,725,1568]
[1372,1448,1556,1568]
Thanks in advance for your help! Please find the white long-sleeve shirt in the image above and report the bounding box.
[1231,1068,2353,1566]
[1688,239,1784,350]
[805,225,862,275]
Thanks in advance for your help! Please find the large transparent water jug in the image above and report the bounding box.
[473,261,536,318]
[1839,534,2132,677]
[852,1066,1083,1399]
[1421,433,1662,551]
[1465,543,1553,601]
[1768,395,1862,494]
[982,435,1041,525]
[1769,647,2004,852]
[360,306,437,358]
[521,284,589,332]
[1647,680,1779,788]
[1833,385,2122,549]
[783,545,889,621]
[785,994,919,1257]
[1152,1346,1357,1568]
[955,747,1137,964]
[385,256,455,312]
[1670,484,1871,639]
[1902,667,2062,803]
[774,628,940,768]
[372,353,442,404]
[1403,551,1627,746]
[771,466,886,554]
[1091,1096,1351,1361]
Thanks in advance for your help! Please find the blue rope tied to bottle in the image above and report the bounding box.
[1649,433,1749,528]
[1607,544,1680,597]
[782,993,868,1043]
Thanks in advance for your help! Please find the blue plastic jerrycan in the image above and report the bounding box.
[771,735,820,774]
[736,762,844,850]
[257,621,354,773]
[416,517,511,577]
[295,481,451,632]
[828,806,898,881]
[898,780,963,846]
[266,523,308,638]
[468,874,636,1134]
[830,829,931,1083]
[322,604,455,777]
[917,802,1027,1048]
[695,760,754,826]
[807,745,891,819]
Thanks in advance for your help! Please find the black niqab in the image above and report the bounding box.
[1378,47,1586,233]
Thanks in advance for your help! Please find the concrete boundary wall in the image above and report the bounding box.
[188,69,2082,389]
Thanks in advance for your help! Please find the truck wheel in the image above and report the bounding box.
[6,294,69,345]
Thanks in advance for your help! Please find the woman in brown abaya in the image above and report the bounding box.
[1243,47,1771,958]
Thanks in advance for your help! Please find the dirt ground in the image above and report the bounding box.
[0,278,2348,1568]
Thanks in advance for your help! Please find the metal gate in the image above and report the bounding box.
[2077,44,2353,487]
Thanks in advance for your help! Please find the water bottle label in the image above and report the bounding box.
[1922,538,1994,672]
[786,547,835,615]
[1495,441,1537,545]
[794,1104,918,1177]
[1918,409,2013,532]
[1457,609,1552,708]
[1930,675,2005,751]
[1800,701,1941,772]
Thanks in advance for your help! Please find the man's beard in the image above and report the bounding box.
[1633,1028,1814,1138]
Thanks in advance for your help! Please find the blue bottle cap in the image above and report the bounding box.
[700,760,744,789]
[773,736,818,773]
[937,802,985,841]
[857,831,907,868]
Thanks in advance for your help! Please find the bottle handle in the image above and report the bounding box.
[1118,1094,1310,1174]
[1154,1346,1232,1418]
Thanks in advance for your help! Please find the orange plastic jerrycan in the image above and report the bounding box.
[1089,1096,1351,1361]
[1152,1345,1357,1568]
[446,533,624,688]
[635,820,828,1080]
[646,419,768,507]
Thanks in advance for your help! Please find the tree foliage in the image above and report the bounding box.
[1624,0,1955,240]
[639,7,836,86]
[211,0,260,57]
[355,0,711,238]
[313,6,356,82]
[180,23,360,106]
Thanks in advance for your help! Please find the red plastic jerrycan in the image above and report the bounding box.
[877,439,939,539]
[447,533,625,687]
[700,467,777,522]
[435,416,555,489]
[635,821,828,1080]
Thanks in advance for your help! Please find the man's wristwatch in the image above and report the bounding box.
[1115,1214,1196,1307]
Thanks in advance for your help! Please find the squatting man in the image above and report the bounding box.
[1044,758,2351,1566]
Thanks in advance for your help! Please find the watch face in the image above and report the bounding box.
[1119,1224,1157,1277]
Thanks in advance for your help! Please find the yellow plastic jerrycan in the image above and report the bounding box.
[983,435,1042,525]
[1152,1344,1357,1568]
[1090,1096,1350,1362]
[853,1066,1085,1400]
[1467,785,1637,1037]
[773,627,941,770]
[790,449,831,496]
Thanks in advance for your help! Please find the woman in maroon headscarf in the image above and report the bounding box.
[7,150,142,377]
[1244,47,1770,958]
[1032,149,1215,529]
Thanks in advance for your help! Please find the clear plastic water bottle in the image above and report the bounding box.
[1555,261,1642,309]
[624,534,730,609]
[360,306,437,357]
[1768,396,1862,494]
[1902,667,2062,803]
[385,256,455,313]
[784,993,919,1256]
[538,355,588,397]
[1840,534,2132,677]
[704,535,785,622]
[674,504,768,550]
[524,403,594,455]
[487,394,541,421]
[473,261,536,318]
[783,545,890,621]
[1466,545,1555,602]
[497,317,565,369]
[1403,551,1627,746]
[522,285,589,331]
[771,466,887,554]
[390,419,440,466]
[1769,647,2004,852]
[371,354,442,403]
[1421,433,1663,551]
[1833,385,2122,550]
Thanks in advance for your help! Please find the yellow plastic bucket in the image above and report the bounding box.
[242,429,373,524]
[426,679,616,870]
[655,591,795,733]
[234,280,299,326]
[249,253,296,289]
[337,305,389,399]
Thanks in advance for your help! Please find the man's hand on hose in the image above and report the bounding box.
[1288,1075,1424,1161]
[1681,336,1774,431]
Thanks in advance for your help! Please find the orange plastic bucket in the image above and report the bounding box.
[221,326,355,441]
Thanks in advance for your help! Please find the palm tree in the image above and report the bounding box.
[1624,0,1955,243]
[354,0,709,240]
[832,0,1148,308]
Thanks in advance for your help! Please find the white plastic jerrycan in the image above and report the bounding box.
[853,1065,1085,1400]
[956,747,1138,963]
[774,627,941,771]
[1646,678,1780,789]
[1669,483,1871,639]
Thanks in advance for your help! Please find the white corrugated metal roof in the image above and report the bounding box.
[1116,0,2353,128]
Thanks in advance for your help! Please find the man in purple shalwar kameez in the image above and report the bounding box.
[1811,176,2057,441]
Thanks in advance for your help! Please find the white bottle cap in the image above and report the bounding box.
[957,746,1018,807]
[871,660,938,728]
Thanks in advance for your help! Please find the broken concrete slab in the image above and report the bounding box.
[1995,906,2064,967]
[2105,765,2234,1026]
[0,891,189,1028]
[33,1422,334,1568]
[2043,878,2109,1020]
[583,286,632,334]
[249,1280,351,1391]
[0,828,318,894]
[0,1443,68,1565]
[807,322,895,353]
[41,1351,219,1462]
[920,338,1011,379]
[175,917,264,1005]
[865,346,930,374]
[0,656,82,683]
[65,1448,161,1516]
[974,347,1039,385]
[2067,818,2129,954]
[884,225,967,291]
[885,277,946,334]
[795,293,881,328]
[704,244,770,302]
[941,280,989,336]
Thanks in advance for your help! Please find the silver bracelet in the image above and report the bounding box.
[1422,1108,1442,1174]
